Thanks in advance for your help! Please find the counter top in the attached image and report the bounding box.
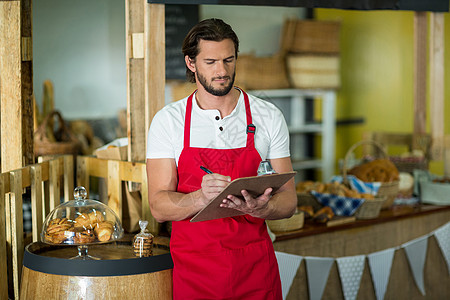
[274,204,450,241]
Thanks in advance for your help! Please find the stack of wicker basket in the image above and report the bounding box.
[280,19,341,89]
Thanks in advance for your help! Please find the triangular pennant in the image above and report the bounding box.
[434,222,450,275]
[275,251,303,300]
[368,248,396,300]
[305,256,335,300]
[337,255,365,300]
[402,235,429,296]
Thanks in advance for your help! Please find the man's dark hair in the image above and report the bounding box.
[182,18,239,83]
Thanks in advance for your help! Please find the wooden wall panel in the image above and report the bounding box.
[413,12,427,137]
[429,12,445,160]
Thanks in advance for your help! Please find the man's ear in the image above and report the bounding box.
[185,56,196,73]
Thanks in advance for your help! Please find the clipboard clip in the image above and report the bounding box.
[257,160,276,176]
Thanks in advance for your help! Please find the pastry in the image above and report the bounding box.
[313,206,334,223]
[74,229,95,244]
[94,221,114,242]
[88,210,104,225]
[298,205,314,219]
[45,218,74,244]
[74,213,93,229]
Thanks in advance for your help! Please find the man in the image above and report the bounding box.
[146,18,296,299]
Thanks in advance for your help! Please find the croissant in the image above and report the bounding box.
[94,221,114,242]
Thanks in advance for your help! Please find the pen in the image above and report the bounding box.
[200,166,213,174]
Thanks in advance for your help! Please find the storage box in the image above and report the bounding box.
[95,146,127,160]
[95,137,128,160]
[281,19,341,54]
[235,53,290,90]
[419,181,450,205]
[415,170,450,205]
[286,54,340,89]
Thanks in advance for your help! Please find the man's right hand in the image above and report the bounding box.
[200,173,231,205]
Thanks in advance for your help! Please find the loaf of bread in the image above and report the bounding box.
[347,158,399,182]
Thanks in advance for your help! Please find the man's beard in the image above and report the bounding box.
[197,71,235,96]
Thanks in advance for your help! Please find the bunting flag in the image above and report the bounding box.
[336,255,365,300]
[305,256,335,300]
[368,248,396,300]
[434,222,450,275]
[402,235,429,296]
[275,252,303,300]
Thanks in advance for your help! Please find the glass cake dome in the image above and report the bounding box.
[41,186,124,246]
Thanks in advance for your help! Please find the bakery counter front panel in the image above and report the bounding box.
[272,205,450,300]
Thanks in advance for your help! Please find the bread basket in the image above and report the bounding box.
[266,210,304,232]
[354,196,386,219]
[343,140,399,209]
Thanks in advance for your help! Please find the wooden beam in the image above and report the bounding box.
[0,0,34,172]
[0,173,8,300]
[126,0,146,163]
[429,12,445,160]
[413,12,427,137]
[145,4,165,147]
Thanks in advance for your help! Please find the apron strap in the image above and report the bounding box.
[184,91,196,149]
[241,90,256,148]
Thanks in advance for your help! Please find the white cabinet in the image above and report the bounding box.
[248,89,336,181]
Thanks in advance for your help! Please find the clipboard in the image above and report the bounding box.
[190,171,296,222]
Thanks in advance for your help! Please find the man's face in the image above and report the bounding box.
[188,39,236,96]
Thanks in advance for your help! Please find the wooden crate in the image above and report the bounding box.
[235,53,291,90]
[286,54,340,89]
[281,19,341,54]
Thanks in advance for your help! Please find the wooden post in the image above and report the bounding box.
[0,0,34,172]
[126,1,165,163]
[145,3,165,145]
[126,0,146,163]
[413,12,427,139]
[429,12,444,160]
[0,173,8,300]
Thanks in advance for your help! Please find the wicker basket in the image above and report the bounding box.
[34,110,80,157]
[354,197,386,219]
[235,53,290,90]
[343,140,399,209]
[266,211,304,232]
[280,19,341,54]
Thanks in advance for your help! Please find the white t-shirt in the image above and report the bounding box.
[146,89,290,166]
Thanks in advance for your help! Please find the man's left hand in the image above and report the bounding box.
[220,188,273,218]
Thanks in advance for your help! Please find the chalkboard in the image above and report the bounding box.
[166,5,199,79]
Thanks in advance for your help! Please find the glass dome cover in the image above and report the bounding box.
[41,186,124,246]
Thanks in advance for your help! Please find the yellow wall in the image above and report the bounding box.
[315,9,450,176]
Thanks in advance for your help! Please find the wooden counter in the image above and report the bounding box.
[273,204,450,300]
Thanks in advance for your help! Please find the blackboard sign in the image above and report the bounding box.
[166,5,199,79]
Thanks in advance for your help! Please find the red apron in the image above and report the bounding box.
[172,90,282,300]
